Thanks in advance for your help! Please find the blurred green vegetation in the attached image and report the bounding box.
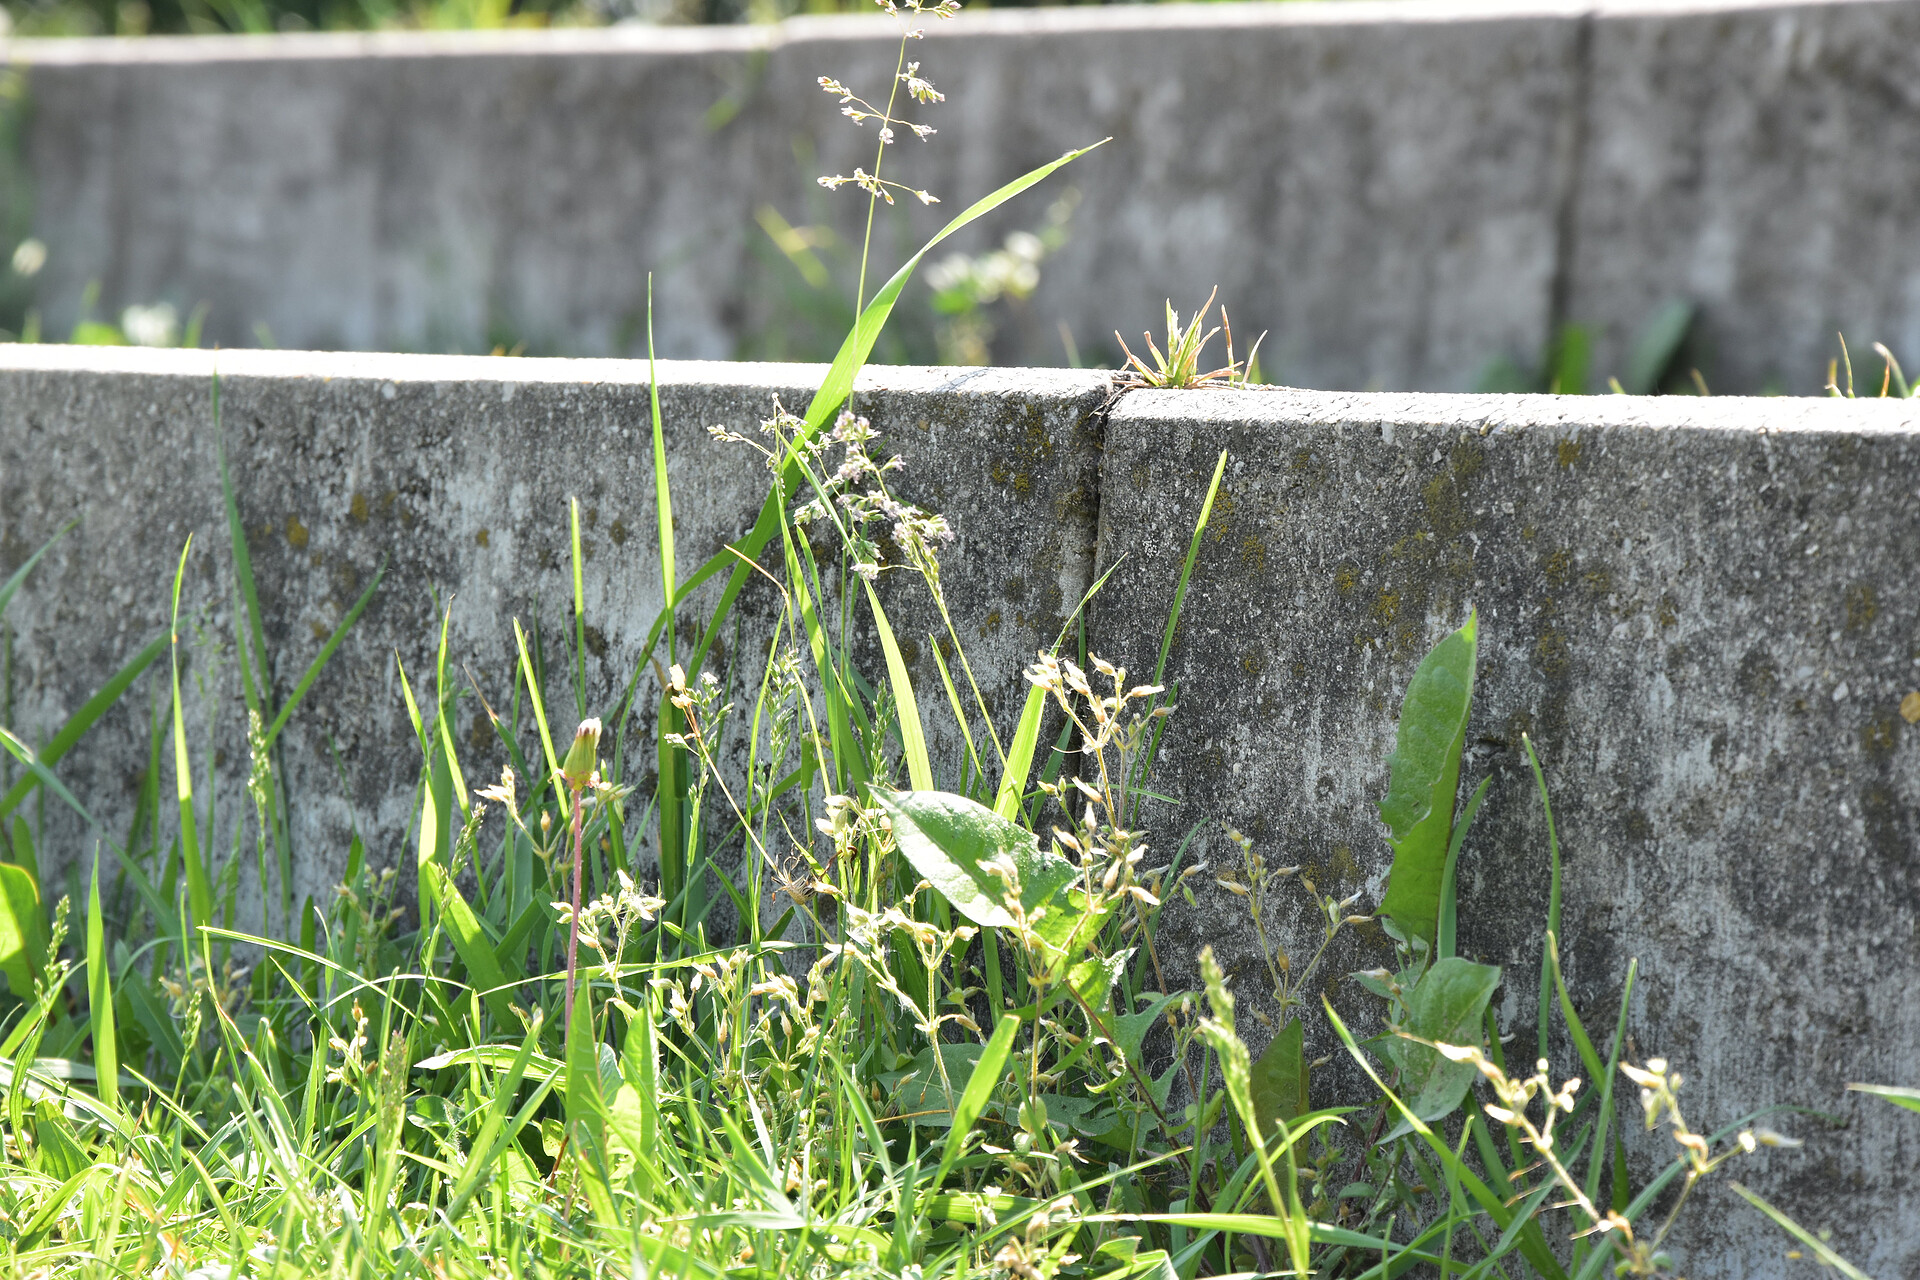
[0,0,1232,38]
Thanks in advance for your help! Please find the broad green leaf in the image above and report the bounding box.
[1848,1082,1920,1115]
[883,1042,986,1124]
[1029,886,1112,985]
[0,862,46,998]
[1111,992,1180,1069]
[1067,949,1129,1014]
[873,789,1074,929]
[1380,956,1502,1135]
[1252,1017,1307,1136]
[1379,612,1478,943]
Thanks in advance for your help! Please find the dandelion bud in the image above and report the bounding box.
[562,718,602,790]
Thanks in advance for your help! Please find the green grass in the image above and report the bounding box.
[0,18,1900,1277]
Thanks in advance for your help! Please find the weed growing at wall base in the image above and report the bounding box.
[0,21,1907,1280]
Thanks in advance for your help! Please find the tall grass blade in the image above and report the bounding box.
[1523,734,1562,1066]
[649,273,676,659]
[570,496,589,718]
[681,142,1107,682]
[994,685,1046,823]
[934,1011,1020,1187]
[1152,449,1226,690]
[263,562,385,750]
[864,582,933,791]
[512,619,562,786]
[86,851,118,1110]
[1727,1184,1873,1280]
[167,538,211,929]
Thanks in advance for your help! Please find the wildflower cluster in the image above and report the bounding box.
[1426,1040,1801,1276]
[815,0,960,209]
[719,402,951,583]
[1025,653,1185,959]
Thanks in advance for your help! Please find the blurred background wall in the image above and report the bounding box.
[4,0,1919,393]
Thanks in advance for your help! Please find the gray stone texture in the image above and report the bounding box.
[6,348,1920,1274]
[1572,0,1920,395]
[1092,386,1920,1279]
[15,0,1920,393]
[0,346,1107,921]
[13,1,1584,388]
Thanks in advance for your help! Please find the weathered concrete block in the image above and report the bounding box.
[6,348,1919,1273]
[1569,0,1920,394]
[0,346,1106,917]
[1092,386,1920,1277]
[10,0,1584,389]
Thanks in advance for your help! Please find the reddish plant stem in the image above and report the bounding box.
[565,786,585,1035]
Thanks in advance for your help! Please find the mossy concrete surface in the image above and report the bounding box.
[0,346,1107,930]
[1094,386,1920,1279]
[4,349,1919,1274]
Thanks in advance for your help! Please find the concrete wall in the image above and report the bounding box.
[0,345,1107,927]
[9,0,1920,393]
[3,345,1919,1274]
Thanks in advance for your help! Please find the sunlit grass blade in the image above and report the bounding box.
[1130,449,1225,824]
[993,685,1046,823]
[512,618,562,787]
[927,637,984,789]
[1152,448,1225,691]
[649,273,676,654]
[678,142,1108,684]
[86,850,118,1111]
[570,495,589,718]
[864,582,932,792]
[423,862,517,1025]
[166,537,212,930]
[933,1011,1020,1188]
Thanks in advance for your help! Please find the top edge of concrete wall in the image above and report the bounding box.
[1115,383,1920,431]
[3,0,1897,62]
[11,344,1920,436]
[0,343,1117,397]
